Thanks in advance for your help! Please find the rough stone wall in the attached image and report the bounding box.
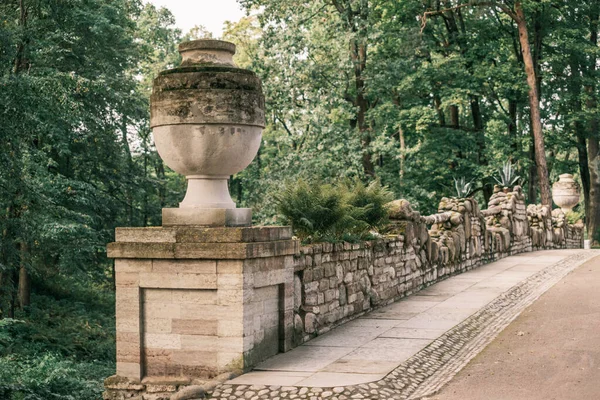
[104,191,584,400]
[292,187,584,344]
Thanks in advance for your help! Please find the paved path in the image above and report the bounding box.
[426,253,600,400]
[212,250,599,399]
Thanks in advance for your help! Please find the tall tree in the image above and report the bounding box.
[0,0,185,315]
[586,0,600,245]
[423,0,552,206]
[331,0,375,176]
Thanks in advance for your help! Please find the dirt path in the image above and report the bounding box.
[426,255,600,400]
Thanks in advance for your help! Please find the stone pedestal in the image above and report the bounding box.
[162,208,252,227]
[107,226,297,382]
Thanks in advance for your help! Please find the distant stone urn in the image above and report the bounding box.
[150,40,265,226]
[552,174,580,213]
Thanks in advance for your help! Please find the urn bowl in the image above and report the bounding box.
[552,173,580,213]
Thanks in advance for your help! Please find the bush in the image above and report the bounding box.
[565,209,584,225]
[0,274,115,400]
[0,278,115,362]
[276,179,393,242]
[0,353,111,400]
[345,180,394,229]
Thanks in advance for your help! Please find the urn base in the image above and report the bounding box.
[162,208,252,227]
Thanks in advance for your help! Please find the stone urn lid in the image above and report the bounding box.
[552,174,580,213]
[179,39,236,66]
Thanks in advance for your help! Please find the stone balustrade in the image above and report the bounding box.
[104,187,584,400]
[290,185,583,346]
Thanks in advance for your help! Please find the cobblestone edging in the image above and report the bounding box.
[210,251,599,400]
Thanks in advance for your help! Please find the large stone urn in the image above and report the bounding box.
[552,173,580,213]
[150,39,265,226]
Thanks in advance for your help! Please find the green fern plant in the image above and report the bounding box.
[453,177,474,198]
[275,179,394,242]
[275,180,356,241]
[345,180,394,229]
[493,161,520,187]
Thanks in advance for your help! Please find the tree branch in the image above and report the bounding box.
[330,0,345,15]
[421,1,518,32]
[299,3,330,26]
[275,115,294,138]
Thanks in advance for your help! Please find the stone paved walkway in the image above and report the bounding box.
[212,250,599,400]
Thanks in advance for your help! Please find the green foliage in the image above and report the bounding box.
[453,177,475,198]
[0,354,111,400]
[0,279,115,399]
[276,180,357,242]
[229,0,600,217]
[493,162,521,188]
[276,179,392,242]
[566,210,584,225]
[345,180,394,229]
[0,1,188,396]
[594,227,600,246]
[0,279,115,361]
[0,0,598,396]
[0,274,115,399]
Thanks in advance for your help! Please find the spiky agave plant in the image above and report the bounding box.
[454,177,475,198]
[493,161,520,187]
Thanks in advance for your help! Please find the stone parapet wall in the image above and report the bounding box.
[291,187,584,344]
[104,189,584,400]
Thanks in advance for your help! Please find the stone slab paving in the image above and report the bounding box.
[212,250,599,399]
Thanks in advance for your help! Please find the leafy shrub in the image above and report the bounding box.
[1,277,115,362]
[276,180,355,241]
[0,274,115,400]
[345,180,394,229]
[276,179,393,242]
[0,353,111,400]
[565,210,584,225]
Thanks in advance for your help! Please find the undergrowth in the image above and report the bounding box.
[0,274,115,399]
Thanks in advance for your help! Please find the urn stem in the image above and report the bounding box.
[180,177,235,209]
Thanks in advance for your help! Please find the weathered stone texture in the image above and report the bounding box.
[106,226,295,400]
[291,189,584,344]
[106,192,584,400]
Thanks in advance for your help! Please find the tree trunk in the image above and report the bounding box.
[16,241,30,309]
[469,96,491,202]
[569,58,591,223]
[333,0,373,177]
[111,260,116,292]
[154,158,166,208]
[515,2,552,206]
[577,130,591,222]
[528,137,537,203]
[449,105,460,129]
[589,137,600,244]
[0,272,3,319]
[586,1,600,245]
[352,40,374,177]
[13,0,28,74]
[8,270,18,319]
[399,124,405,180]
[508,99,518,151]
[18,265,30,309]
[434,95,446,126]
